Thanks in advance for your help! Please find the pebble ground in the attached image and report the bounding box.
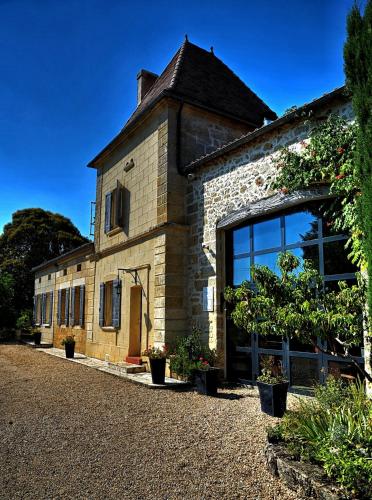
[0,345,298,500]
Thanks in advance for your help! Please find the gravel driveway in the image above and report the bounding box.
[0,345,296,500]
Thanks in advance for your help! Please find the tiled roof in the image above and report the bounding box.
[88,39,276,167]
[124,39,276,130]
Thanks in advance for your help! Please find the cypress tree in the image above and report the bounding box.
[344,2,372,326]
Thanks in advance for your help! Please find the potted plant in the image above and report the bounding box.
[193,357,219,396]
[61,335,75,358]
[143,345,168,384]
[256,356,289,417]
[32,329,42,346]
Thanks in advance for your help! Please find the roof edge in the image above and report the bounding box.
[32,242,94,273]
[183,86,349,173]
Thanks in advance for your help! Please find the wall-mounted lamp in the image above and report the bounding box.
[187,173,196,181]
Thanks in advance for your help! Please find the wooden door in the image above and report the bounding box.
[128,286,142,356]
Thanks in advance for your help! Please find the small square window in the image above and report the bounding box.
[38,277,41,283]
[63,269,67,276]
[77,264,82,272]
[48,274,51,280]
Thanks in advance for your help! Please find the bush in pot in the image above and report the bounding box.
[256,356,289,417]
[169,328,218,394]
[61,335,75,358]
[143,345,168,384]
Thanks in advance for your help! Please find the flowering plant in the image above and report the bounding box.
[142,344,168,359]
[193,356,213,371]
[61,334,75,345]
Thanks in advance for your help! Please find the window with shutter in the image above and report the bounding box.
[49,291,53,325]
[99,283,105,326]
[57,289,62,325]
[112,279,121,328]
[79,285,85,326]
[104,184,124,234]
[104,281,113,326]
[70,287,76,326]
[65,288,70,326]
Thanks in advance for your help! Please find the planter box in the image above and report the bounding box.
[257,381,289,417]
[65,343,75,358]
[194,368,219,396]
[149,357,166,384]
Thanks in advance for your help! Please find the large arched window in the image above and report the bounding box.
[226,200,363,390]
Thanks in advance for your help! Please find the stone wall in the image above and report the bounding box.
[180,103,252,169]
[186,98,353,369]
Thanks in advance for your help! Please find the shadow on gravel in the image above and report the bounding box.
[216,393,245,400]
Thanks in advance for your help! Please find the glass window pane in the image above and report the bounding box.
[290,357,319,387]
[254,252,279,274]
[229,352,252,381]
[233,226,249,256]
[323,240,358,276]
[258,354,284,379]
[227,319,251,348]
[289,337,318,353]
[233,256,250,286]
[253,217,281,251]
[291,245,319,273]
[258,334,283,350]
[328,360,364,382]
[285,210,318,245]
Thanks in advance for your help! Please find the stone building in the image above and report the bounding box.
[33,40,365,389]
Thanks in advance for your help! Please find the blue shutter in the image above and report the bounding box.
[104,192,111,233]
[112,279,121,329]
[70,287,76,326]
[41,293,46,324]
[79,285,85,327]
[33,296,37,324]
[65,288,70,326]
[99,283,105,327]
[49,291,53,325]
[57,290,62,326]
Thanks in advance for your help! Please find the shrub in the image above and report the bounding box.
[16,309,33,332]
[169,328,216,380]
[270,377,372,498]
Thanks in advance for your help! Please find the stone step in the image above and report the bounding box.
[21,340,54,349]
[106,361,146,375]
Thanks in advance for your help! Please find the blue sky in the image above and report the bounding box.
[0,0,360,237]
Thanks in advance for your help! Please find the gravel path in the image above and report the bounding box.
[0,345,297,500]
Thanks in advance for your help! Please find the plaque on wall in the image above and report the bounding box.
[202,286,214,312]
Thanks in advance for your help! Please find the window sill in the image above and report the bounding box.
[42,324,51,328]
[101,326,116,332]
[106,226,122,237]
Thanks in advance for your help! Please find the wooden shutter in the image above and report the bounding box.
[115,182,123,228]
[33,296,37,323]
[41,293,46,324]
[79,285,85,327]
[112,278,121,328]
[57,289,62,326]
[70,287,76,326]
[99,283,105,327]
[65,288,70,326]
[104,192,112,233]
[49,291,53,325]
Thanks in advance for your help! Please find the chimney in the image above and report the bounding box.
[137,69,158,106]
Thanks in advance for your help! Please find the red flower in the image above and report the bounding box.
[337,147,345,154]
[280,187,289,194]
[199,356,203,361]
[335,174,345,180]
[203,361,209,365]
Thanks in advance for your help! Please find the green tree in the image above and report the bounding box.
[0,271,16,328]
[0,208,89,326]
[224,252,371,383]
[344,1,372,324]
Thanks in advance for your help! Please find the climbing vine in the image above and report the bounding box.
[271,114,364,268]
